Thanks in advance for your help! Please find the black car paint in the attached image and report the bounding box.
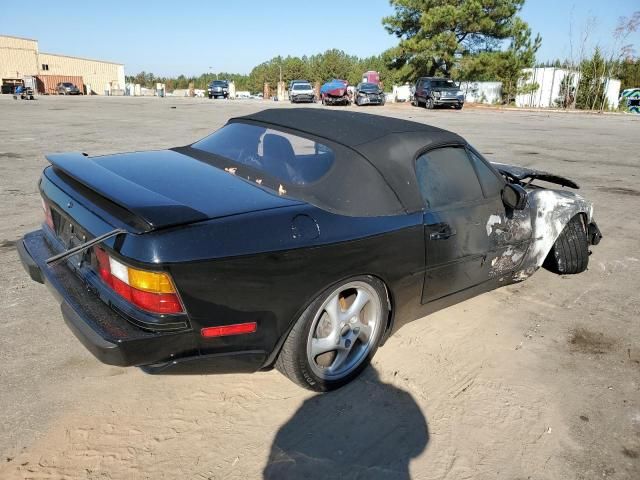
[20,110,592,377]
[47,150,301,230]
[20,144,530,375]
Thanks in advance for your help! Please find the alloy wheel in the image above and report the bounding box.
[306,281,382,380]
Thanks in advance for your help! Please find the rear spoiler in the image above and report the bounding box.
[46,153,209,231]
[491,162,579,189]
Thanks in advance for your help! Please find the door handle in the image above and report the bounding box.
[429,224,457,241]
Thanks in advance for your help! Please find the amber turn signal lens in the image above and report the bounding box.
[128,269,175,294]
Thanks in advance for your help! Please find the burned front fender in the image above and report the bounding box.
[513,189,594,282]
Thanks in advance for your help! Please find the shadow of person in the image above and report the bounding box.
[263,367,429,480]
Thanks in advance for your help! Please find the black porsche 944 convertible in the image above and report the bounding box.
[19,109,602,391]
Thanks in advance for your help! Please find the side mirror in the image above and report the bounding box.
[502,184,528,210]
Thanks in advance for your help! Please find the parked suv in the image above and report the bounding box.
[56,82,81,95]
[289,82,315,103]
[413,77,464,109]
[208,80,229,99]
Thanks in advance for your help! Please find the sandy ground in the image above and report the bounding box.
[0,96,638,480]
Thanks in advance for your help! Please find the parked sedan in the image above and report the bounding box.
[354,82,385,106]
[56,82,81,95]
[19,109,601,391]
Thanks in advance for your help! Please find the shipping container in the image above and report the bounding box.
[35,74,84,95]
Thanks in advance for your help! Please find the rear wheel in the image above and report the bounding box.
[276,276,388,391]
[543,215,589,274]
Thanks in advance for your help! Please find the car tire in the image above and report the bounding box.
[425,97,434,109]
[208,94,212,99]
[455,104,463,110]
[276,275,389,392]
[543,215,589,274]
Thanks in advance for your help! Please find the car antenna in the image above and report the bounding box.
[46,228,126,266]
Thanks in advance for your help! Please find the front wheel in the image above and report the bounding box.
[276,276,388,391]
[543,215,589,274]
[425,97,434,109]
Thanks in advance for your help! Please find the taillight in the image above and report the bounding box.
[41,197,54,230]
[94,247,184,314]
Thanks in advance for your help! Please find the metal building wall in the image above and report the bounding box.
[459,81,502,104]
[38,53,124,95]
[516,67,621,109]
[0,35,38,80]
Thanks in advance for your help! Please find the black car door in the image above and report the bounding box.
[466,147,534,281]
[416,146,512,303]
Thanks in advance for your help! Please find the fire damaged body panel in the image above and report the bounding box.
[18,109,601,381]
[513,188,595,280]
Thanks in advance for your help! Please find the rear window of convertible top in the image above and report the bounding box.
[192,123,335,185]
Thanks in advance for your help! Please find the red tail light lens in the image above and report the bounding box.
[41,198,54,230]
[94,247,184,315]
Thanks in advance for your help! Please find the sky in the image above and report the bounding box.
[1,0,638,76]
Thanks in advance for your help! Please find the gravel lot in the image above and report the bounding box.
[0,95,639,479]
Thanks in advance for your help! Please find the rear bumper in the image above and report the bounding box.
[18,230,198,367]
[19,230,268,373]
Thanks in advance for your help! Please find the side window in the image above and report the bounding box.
[467,149,504,198]
[415,147,484,209]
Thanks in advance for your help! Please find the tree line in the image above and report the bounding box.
[125,50,403,94]
[125,2,638,109]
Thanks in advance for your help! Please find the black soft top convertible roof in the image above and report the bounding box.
[227,109,466,216]
[234,108,463,148]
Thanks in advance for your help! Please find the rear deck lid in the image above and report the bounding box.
[47,149,301,231]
